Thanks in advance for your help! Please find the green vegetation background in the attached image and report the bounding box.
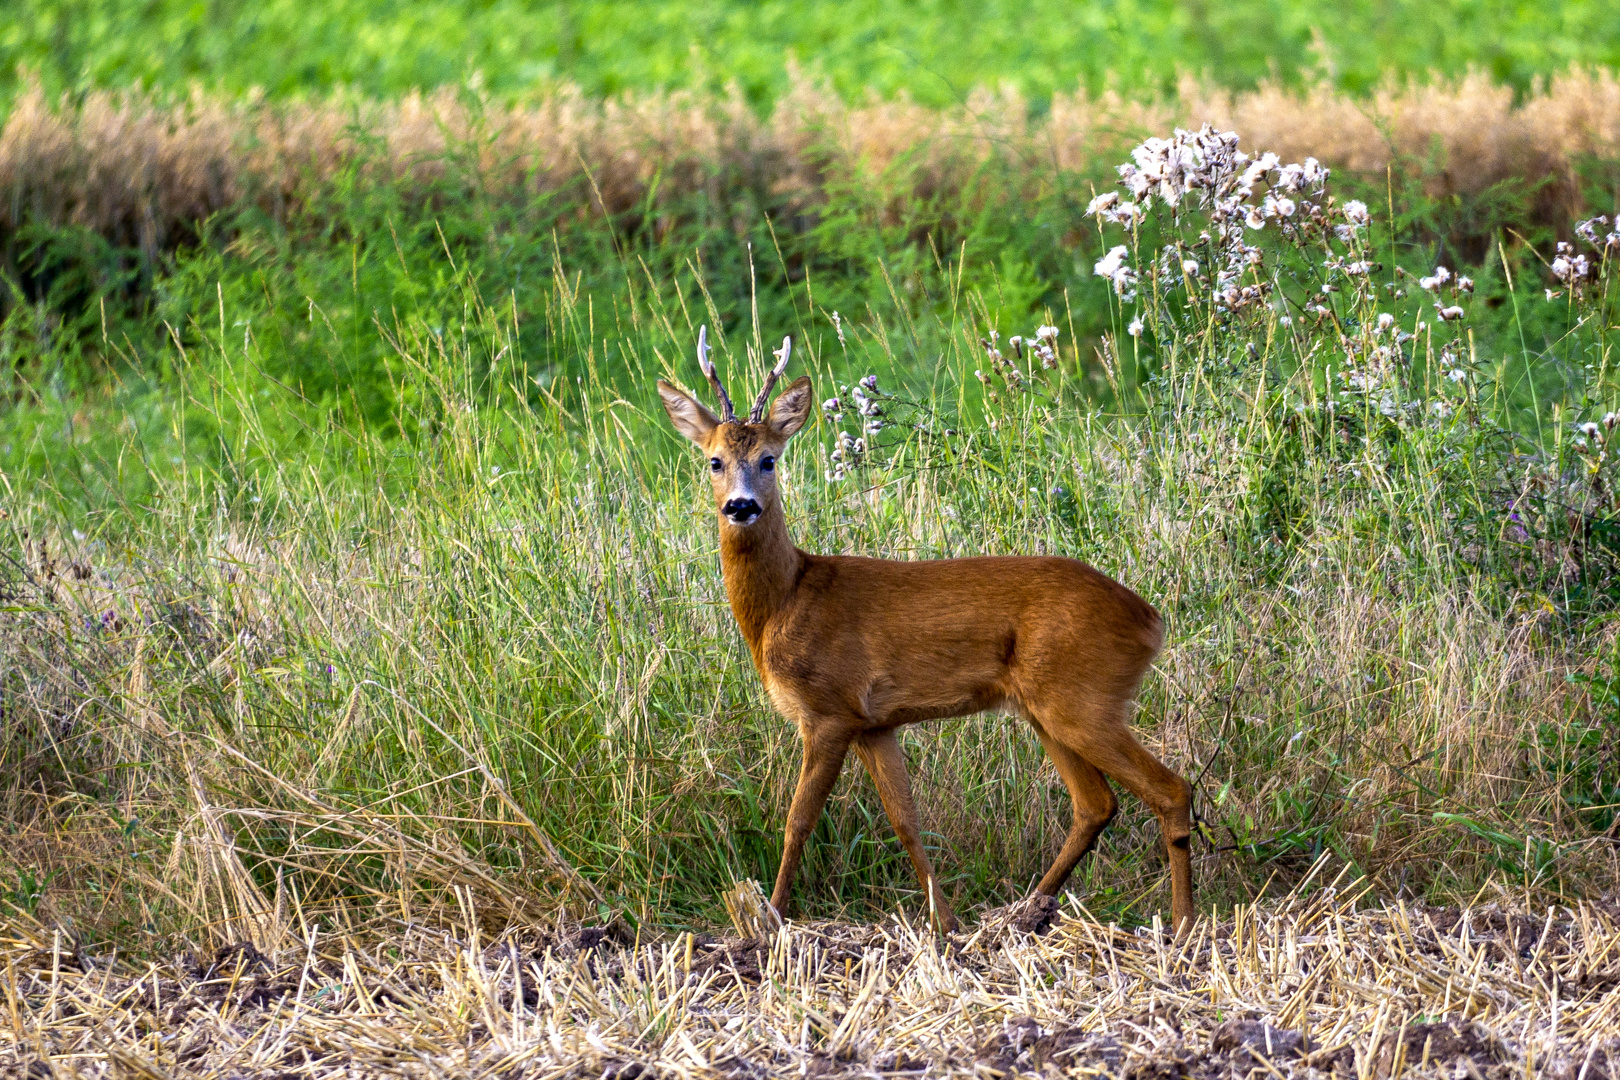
[6,0,1620,108]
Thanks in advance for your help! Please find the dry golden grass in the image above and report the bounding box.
[4,871,1619,1078]
[4,69,1619,255]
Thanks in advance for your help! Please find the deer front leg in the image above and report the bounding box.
[769,724,853,921]
[851,729,957,933]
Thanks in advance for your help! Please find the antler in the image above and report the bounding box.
[748,336,793,423]
[696,325,736,423]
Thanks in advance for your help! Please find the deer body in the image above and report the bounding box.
[743,553,1163,732]
[658,332,1193,934]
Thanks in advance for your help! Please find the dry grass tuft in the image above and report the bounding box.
[4,68,1619,255]
[4,863,1618,1078]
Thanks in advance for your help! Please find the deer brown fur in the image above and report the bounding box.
[656,337,1193,934]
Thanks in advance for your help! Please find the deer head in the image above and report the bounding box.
[657,327,813,527]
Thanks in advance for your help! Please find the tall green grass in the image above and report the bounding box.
[2,123,1618,947]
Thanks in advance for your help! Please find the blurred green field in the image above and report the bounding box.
[5,0,1620,108]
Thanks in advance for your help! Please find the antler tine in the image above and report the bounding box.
[696,325,736,422]
[749,336,793,423]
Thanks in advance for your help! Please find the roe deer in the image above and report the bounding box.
[657,328,1193,933]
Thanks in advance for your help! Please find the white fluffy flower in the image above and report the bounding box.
[1240,155,1275,189]
[1376,312,1395,332]
[1086,191,1119,216]
[1552,254,1591,284]
[1418,266,1452,292]
[1436,305,1466,322]
[1094,245,1129,279]
[830,431,865,466]
[1093,245,1137,294]
[1265,195,1297,218]
[1127,316,1143,337]
[1035,325,1059,341]
[1117,163,1152,199]
[1342,200,1370,227]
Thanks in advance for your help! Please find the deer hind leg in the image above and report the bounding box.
[1026,717,1117,897]
[769,724,854,922]
[1042,700,1195,933]
[851,729,958,933]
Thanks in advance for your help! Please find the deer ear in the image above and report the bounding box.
[657,380,720,445]
[768,376,814,438]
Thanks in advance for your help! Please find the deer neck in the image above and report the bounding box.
[718,501,803,658]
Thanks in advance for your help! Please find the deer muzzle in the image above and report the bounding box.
[723,497,763,525]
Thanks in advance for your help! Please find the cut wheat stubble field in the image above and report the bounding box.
[4,872,1620,1079]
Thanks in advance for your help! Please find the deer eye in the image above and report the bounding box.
[709,457,723,472]
[760,456,775,472]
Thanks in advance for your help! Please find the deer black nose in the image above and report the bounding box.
[723,498,763,523]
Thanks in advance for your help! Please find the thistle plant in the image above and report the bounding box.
[821,373,952,482]
[1073,124,1620,601]
[1081,126,1577,435]
[1554,215,1620,556]
[976,324,1062,391]
[1085,126,1390,391]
